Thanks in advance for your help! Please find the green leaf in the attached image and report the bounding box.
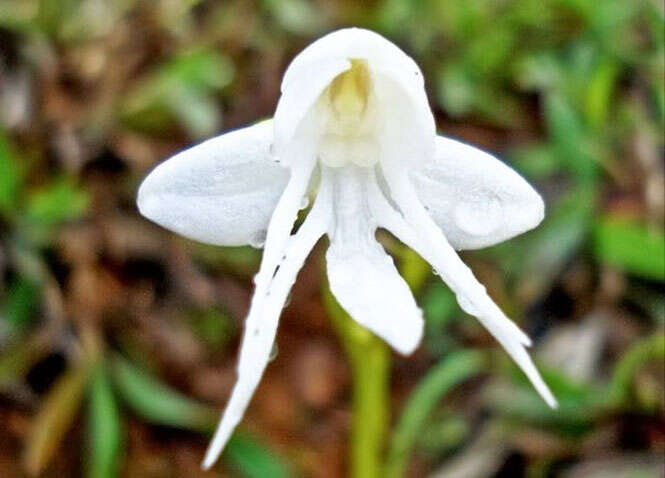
[437,64,476,116]
[24,361,93,476]
[109,355,216,433]
[122,49,234,138]
[0,130,23,215]
[510,143,561,179]
[492,364,603,435]
[593,217,665,281]
[544,92,598,183]
[421,282,460,355]
[584,59,618,128]
[109,355,293,475]
[606,333,665,409]
[188,308,236,349]
[24,177,88,225]
[225,433,293,478]
[262,0,324,35]
[88,362,123,478]
[2,277,40,332]
[385,350,484,478]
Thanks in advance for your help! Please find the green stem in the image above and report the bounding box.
[323,284,389,478]
[321,245,429,477]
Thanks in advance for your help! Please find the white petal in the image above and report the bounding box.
[137,120,288,247]
[273,57,351,154]
[204,155,317,471]
[373,167,556,407]
[282,28,427,116]
[202,176,332,469]
[373,72,435,168]
[325,167,423,355]
[277,28,435,165]
[411,136,545,250]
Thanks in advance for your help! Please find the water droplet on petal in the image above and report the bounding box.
[250,229,267,248]
[299,196,309,210]
[269,342,278,362]
[453,195,502,237]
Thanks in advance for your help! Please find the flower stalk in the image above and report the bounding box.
[324,280,389,478]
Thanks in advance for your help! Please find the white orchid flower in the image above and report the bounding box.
[137,28,556,469]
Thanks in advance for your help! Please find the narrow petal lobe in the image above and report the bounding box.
[202,177,332,469]
[373,167,556,407]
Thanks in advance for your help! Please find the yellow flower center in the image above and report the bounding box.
[319,60,379,168]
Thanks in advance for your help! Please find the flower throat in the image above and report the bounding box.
[319,60,379,168]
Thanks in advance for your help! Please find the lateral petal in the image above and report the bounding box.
[137,120,288,247]
[411,136,545,250]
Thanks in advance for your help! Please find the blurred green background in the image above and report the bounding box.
[0,0,663,477]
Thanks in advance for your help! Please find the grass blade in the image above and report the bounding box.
[385,350,484,478]
[87,362,122,478]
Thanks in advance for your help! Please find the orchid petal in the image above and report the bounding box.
[373,168,556,408]
[137,120,288,247]
[202,176,332,469]
[278,28,435,164]
[282,28,426,116]
[411,136,545,250]
[273,58,351,154]
[325,168,423,355]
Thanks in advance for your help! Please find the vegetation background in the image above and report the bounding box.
[0,0,663,477]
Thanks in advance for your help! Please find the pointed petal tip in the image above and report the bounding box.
[529,362,558,409]
[542,387,558,409]
[200,450,218,471]
[201,428,229,471]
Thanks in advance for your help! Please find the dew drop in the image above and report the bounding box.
[250,229,267,248]
[268,342,279,362]
[299,196,309,210]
